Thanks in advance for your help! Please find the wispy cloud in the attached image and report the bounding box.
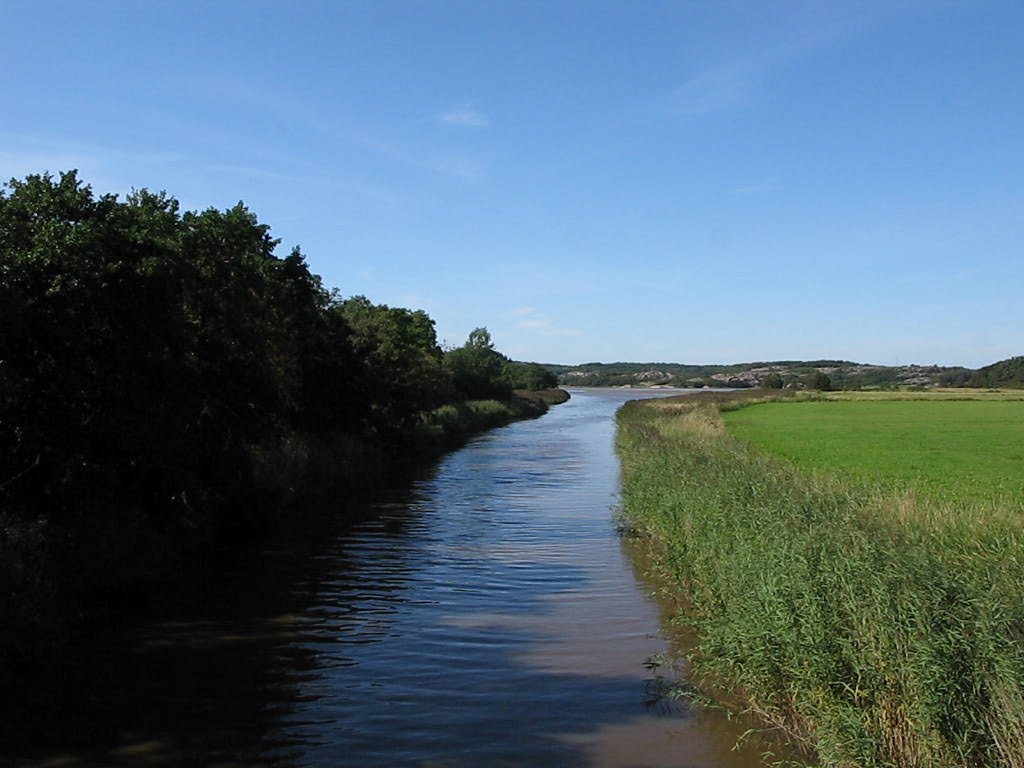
[202,81,491,183]
[0,131,397,207]
[511,306,583,337]
[0,132,184,170]
[437,105,489,128]
[210,163,395,204]
[517,319,549,330]
[0,149,95,182]
[670,6,895,117]
[348,131,488,183]
[673,60,768,115]
[0,133,186,195]
[428,153,488,183]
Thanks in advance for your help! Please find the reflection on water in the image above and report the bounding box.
[4,389,787,767]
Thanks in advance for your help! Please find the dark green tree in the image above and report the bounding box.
[506,361,558,391]
[810,371,833,391]
[0,171,362,627]
[445,327,512,401]
[338,296,452,439]
[1,169,546,638]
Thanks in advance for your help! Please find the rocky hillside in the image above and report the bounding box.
[546,360,979,390]
[969,356,1024,388]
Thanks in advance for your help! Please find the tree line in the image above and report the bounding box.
[0,170,557,638]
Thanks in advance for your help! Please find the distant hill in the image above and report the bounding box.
[542,360,978,390]
[969,356,1024,388]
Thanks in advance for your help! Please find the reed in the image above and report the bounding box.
[617,392,1024,767]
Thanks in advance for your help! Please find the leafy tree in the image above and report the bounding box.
[761,372,784,389]
[445,327,512,401]
[0,171,357,592]
[338,296,452,439]
[267,249,362,435]
[810,371,833,391]
[937,368,973,387]
[506,361,558,391]
[0,169,546,637]
[0,172,209,533]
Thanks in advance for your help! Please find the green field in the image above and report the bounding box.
[723,399,1024,506]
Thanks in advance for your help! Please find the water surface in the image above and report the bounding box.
[5,388,781,767]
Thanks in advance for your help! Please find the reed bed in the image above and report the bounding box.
[617,392,1024,767]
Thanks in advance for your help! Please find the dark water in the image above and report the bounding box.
[4,389,782,768]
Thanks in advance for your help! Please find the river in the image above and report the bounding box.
[5,388,782,767]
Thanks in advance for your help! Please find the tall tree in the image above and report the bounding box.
[445,327,512,401]
[339,296,451,441]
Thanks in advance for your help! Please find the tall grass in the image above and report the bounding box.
[617,393,1024,767]
[409,395,551,456]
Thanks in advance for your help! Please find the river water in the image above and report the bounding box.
[5,388,780,767]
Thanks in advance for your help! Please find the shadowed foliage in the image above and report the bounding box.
[0,171,565,644]
[970,356,1024,388]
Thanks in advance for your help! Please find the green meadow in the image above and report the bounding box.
[617,390,1024,768]
[723,398,1024,506]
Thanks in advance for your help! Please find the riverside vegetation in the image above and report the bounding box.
[617,389,1024,768]
[0,171,566,648]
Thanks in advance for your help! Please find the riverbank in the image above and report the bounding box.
[616,390,1024,767]
[1,390,569,657]
[1,387,786,768]
[407,389,569,459]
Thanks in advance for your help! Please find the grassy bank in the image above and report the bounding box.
[409,390,567,457]
[617,391,1024,767]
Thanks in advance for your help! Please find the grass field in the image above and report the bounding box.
[616,391,1024,768]
[818,388,1024,401]
[723,399,1024,506]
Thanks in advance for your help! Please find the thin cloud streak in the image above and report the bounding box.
[673,59,768,115]
[429,153,488,183]
[0,134,396,206]
[349,132,488,183]
[0,132,185,169]
[511,307,583,338]
[210,163,396,204]
[437,106,489,127]
[669,6,897,117]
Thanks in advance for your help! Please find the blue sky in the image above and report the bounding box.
[3,1,1021,367]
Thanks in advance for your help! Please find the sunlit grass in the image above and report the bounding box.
[723,399,1024,506]
[821,387,1024,401]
